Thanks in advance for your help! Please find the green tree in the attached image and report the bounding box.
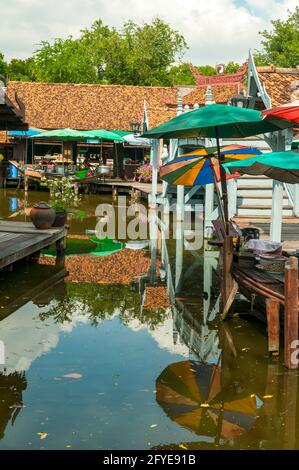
[225,61,241,74]
[32,18,187,86]
[0,52,7,79]
[33,36,99,83]
[102,18,187,85]
[197,65,216,76]
[7,58,36,81]
[254,7,299,67]
[168,63,195,85]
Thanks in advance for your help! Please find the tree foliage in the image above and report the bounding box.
[254,7,299,67]
[6,58,36,81]
[0,52,7,79]
[31,18,187,86]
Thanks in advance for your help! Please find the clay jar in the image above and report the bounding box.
[30,201,56,229]
[52,211,67,227]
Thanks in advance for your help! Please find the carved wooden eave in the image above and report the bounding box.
[189,62,247,88]
[0,86,28,131]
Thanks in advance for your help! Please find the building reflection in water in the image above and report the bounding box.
[152,214,299,450]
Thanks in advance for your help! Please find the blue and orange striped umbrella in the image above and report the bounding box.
[160,145,262,187]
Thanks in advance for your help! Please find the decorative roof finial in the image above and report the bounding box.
[205,86,215,105]
[177,92,183,116]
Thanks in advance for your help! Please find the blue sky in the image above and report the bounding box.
[0,0,297,65]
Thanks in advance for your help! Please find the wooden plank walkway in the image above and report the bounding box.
[86,180,162,200]
[0,221,66,269]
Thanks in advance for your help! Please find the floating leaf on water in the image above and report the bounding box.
[263,395,274,399]
[150,424,157,428]
[63,373,82,379]
[37,432,48,440]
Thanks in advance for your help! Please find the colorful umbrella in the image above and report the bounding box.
[224,150,299,184]
[160,144,262,222]
[144,104,293,229]
[156,360,262,441]
[160,145,262,186]
[262,100,299,124]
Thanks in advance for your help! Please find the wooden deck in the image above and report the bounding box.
[233,257,299,368]
[0,221,66,270]
[85,180,162,200]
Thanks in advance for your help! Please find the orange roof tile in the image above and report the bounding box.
[6,81,178,131]
[257,66,299,107]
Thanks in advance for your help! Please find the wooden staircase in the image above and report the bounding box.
[236,175,294,219]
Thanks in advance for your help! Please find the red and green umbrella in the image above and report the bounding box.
[262,100,299,124]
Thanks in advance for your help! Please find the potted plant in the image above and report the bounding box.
[40,176,81,227]
[135,163,152,182]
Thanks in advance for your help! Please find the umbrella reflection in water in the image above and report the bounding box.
[156,359,263,444]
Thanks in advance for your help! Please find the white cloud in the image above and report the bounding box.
[0,0,297,64]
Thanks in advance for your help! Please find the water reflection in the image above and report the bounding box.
[156,360,262,444]
[0,372,27,440]
[0,190,298,449]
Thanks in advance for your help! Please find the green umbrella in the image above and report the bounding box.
[87,129,124,142]
[143,104,293,228]
[33,128,94,140]
[224,150,299,184]
[111,130,132,138]
[142,104,292,140]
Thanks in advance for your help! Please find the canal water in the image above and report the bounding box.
[0,189,298,450]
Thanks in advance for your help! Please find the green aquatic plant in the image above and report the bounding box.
[41,176,81,212]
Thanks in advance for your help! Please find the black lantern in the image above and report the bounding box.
[131,121,140,134]
[229,91,248,108]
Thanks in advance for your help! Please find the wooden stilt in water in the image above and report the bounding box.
[24,175,29,193]
[221,235,234,314]
[266,298,280,355]
[284,256,298,369]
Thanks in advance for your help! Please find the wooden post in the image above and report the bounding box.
[150,139,159,207]
[24,175,29,193]
[270,180,283,242]
[284,256,298,369]
[56,236,66,256]
[221,235,234,313]
[266,298,280,355]
[204,183,215,239]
